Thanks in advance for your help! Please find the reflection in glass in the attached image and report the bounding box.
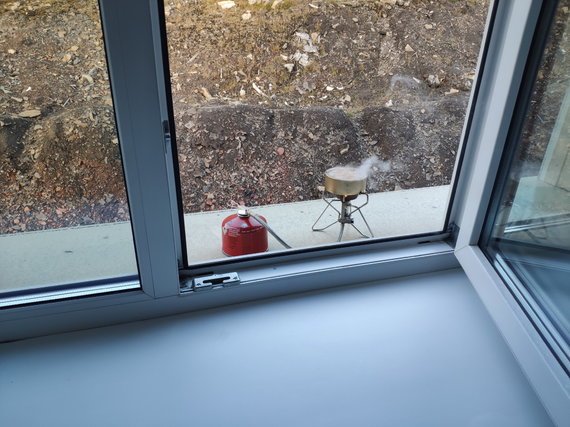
[483,3,570,346]
[0,0,138,293]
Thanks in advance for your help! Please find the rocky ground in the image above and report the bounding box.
[0,0,489,233]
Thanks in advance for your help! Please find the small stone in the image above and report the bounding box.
[405,44,414,52]
[18,109,41,118]
[276,147,285,156]
[242,11,251,20]
[217,1,235,9]
[426,74,440,87]
[70,45,79,52]
[326,86,334,91]
[284,63,294,73]
[317,185,325,192]
[201,87,213,100]
[7,49,16,54]
[385,99,393,107]
[340,146,349,155]
[272,0,283,9]
[62,53,72,62]
[424,24,433,30]
[445,88,460,95]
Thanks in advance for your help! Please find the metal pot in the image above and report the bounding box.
[324,166,367,196]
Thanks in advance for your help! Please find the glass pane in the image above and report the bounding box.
[165,0,490,264]
[482,2,570,345]
[0,0,138,293]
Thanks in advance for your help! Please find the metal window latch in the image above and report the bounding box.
[188,272,241,292]
[162,120,172,151]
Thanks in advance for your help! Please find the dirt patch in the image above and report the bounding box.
[0,0,489,233]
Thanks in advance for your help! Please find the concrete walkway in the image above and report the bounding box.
[0,185,450,292]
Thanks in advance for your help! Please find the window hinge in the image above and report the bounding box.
[180,272,241,294]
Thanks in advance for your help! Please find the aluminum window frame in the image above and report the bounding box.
[454,1,570,425]
[1,0,491,321]
[2,1,568,422]
[0,0,557,381]
[0,0,487,324]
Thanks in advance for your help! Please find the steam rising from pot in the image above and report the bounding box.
[355,155,391,178]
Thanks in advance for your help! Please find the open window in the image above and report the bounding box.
[1,0,495,309]
[164,0,492,265]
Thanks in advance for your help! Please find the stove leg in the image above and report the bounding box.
[312,197,341,231]
[337,222,346,242]
[357,208,374,238]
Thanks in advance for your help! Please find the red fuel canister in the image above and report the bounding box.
[222,209,268,256]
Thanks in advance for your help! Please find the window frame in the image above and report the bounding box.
[2,1,569,422]
[455,0,570,425]
[0,0,493,330]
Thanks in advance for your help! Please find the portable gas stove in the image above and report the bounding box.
[312,166,374,242]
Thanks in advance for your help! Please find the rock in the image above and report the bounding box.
[424,24,434,30]
[445,88,460,95]
[426,74,440,87]
[81,74,94,84]
[295,31,311,42]
[292,51,310,67]
[201,87,213,100]
[242,11,252,20]
[284,63,294,73]
[405,44,414,52]
[7,49,16,54]
[18,110,41,118]
[276,147,285,155]
[217,1,235,9]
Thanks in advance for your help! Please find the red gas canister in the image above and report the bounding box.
[222,209,268,256]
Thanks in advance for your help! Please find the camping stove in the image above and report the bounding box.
[311,166,374,242]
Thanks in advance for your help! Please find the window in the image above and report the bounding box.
[481,0,570,360]
[0,0,139,296]
[165,0,491,265]
[2,1,569,423]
